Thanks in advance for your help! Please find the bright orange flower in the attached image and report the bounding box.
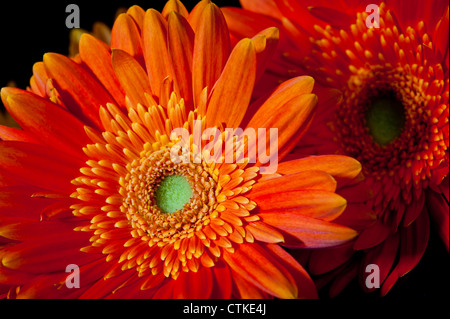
[0,0,361,299]
[223,0,449,296]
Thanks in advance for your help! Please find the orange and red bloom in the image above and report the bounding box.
[224,0,449,295]
[0,0,362,298]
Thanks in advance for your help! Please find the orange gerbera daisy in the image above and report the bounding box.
[0,0,360,299]
[223,0,449,295]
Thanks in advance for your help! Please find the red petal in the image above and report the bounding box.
[0,217,78,241]
[402,193,425,227]
[222,7,282,44]
[360,233,400,292]
[173,267,213,298]
[427,189,449,251]
[210,261,233,298]
[308,6,355,29]
[397,210,430,277]
[80,269,138,299]
[354,220,393,250]
[239,0,283,20]
[0,234,95,273]
[308,242,354,275]
[0,266,35,286]
[0,186,49,219]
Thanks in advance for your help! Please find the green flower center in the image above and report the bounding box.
[155,175,193,214]
[366,95,405,146]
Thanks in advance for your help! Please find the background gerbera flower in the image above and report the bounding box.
[0,0,360,299]
[223,0,449,296]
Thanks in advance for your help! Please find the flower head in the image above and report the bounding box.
[224,0,449,295]
[0,0,360,298]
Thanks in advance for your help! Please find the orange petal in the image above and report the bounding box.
[247,75,315,130]
[259,212,358,248]
[191,2,230,106]
[110,13,144,66]
[43,53,115,129]
[246,221,285,243]
[251,170,337,196]
[111,49,152,109]
[187,0,211,31]
[167,11,195,110]
[264,243,318,298]
[127,5,146,30]
[249,93,317,160]
[223,243,298,298]
[142,9,172,96]
[232,272,270,298]
[277,155,362,186]
[248,75,315,118]
[206,38,256,128]
[1,87,90,157]
[251,27,279,82]
[30,62,48,97]
[79,34,126,107]
[162,0,189,19]
[253,189,347,221]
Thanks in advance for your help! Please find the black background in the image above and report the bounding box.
[0,0,448,302]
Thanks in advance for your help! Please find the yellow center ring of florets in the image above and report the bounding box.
[120,147,221,247]
[330,66,430,176]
